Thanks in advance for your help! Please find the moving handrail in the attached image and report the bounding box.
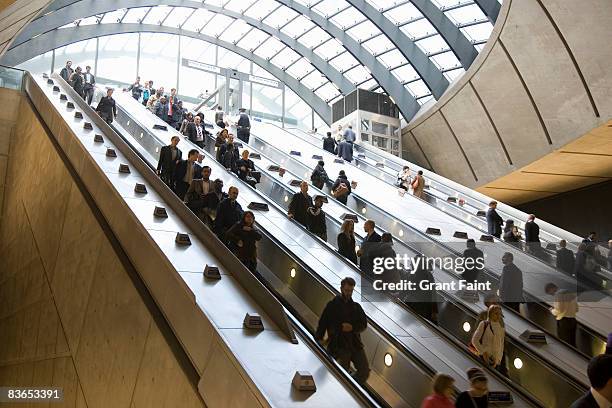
[114,93,537,407]
[248,123,611,353]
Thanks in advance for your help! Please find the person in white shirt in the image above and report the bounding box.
[471,305,505,369]
[335,124,343,143]
[545,282,578,347]
[397,166,411,191]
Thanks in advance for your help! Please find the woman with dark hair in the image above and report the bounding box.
[215,129,229,162]
[226,211,262,273]
[455,368,488,408]
[337,219,357,264]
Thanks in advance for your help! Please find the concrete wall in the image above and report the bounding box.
[0,92,204,407]
[0,0,50,56]
[0,88,20,227]
[402,0,612,201]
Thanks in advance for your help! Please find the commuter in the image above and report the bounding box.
[409,170,424,199]
[343,125,356,144]
[236,108,251,143]
[556,239,576,276]
[215,105,225,128]
[95,88,117,124]
[59,60,73,82]
[146,87,163,113]
[310,160,329,190]
[471,305,505,369]
[407,255,438,322]
[171,100,185,131]
[503,223,522,249]
[420,373,455,408]
[486,201,503,239]
[583,231,598,246]
[499,252,523,313]
[174,149,200,200]
[218,134,236,164]
[179,111,194,136]
[155,95,170,123]
[608,240,612,271]
[574,244,601,289]
[335,124,344,143]
[569,354,612,408]
[307,196,327,241]
[167,88,180,128]
[477,293,501,324]
[186,115,206,148]
[185,166,214,219]
[127,77,143,100]
[221,141,239,172]
[214,186,243,242]
[362,220,381,243]
[226,211,262,273]
[288,181,313,227]
[82,66,95,105]
[545,282,578,347]
[204,179,227,224]
[331,170,352,205]
[157,136,182,187]
[455,368,489,408]
[337,140,353,162]
[397,166,411,191]
[525,214,542,255]
[215,129,229,162]
[235,150,257,188]
[463,239,484,283]
[337,219,358,264]
[315,277,370,385]
[323,131,336,154]
[69,66,84,97]
[141,80,152,106]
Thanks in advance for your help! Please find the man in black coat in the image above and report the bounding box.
[82,66,96,105]
[214,186,243,243]
[70,66,84,98]
[306,196,327,241]
[288,181,313,227]
[486,200,503,238]
[59,60,73,82]
[174,149,201,200]
[462,239,484,283]
[95,88,117,124]
[499,252,523,313]
[186,115,206,148]
[155,96,170,124]
[157,136,182,187]
[556,239,575,275]
[322,131,336,154]
[525,214,541,255]
[362,219,381,243]
[570,354,612,408]
[315,277,370,385]
[236,108,251,143]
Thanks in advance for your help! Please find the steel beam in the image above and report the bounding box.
[1,23,332,124]
[473,0,501,23]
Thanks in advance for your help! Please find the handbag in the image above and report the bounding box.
[332,183,349,198]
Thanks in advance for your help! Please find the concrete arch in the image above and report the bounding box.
[1,23,332,123]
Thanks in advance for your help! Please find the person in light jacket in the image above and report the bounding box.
[397,166,411,191]
[471,305,505,369]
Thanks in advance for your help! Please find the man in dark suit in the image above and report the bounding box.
[486,200,503,238]
[82,65,96,105]
[186,115,206,148]
[288,181,313,228]
[499,252,523,313]
[362,220,382,243]
[236,108,251,143]
[570,354,612,408]
[95,88,117,124]
[59,60,73,82]
[337,140,353,162]
[463,239,484,283]
[556,239,575,275]
[323,131,336,154]
[174,149,201,200]
[157,136,182,187]
[214,186,243,243]
[525,214,541,255]
[185,166,214,217]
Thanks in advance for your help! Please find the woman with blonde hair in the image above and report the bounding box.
[471,304,505,368]
[337,219,357,264]
[421,373,455,408]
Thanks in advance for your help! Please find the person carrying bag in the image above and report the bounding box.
[470,305,505,369]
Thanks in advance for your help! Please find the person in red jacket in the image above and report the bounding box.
[421,373,455,408]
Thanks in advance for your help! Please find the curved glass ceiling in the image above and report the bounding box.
[27,0,501,121]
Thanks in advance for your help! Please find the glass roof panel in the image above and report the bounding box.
[181,9,215,32]
[263,5,299,28]
[443,67,465,82]
[122,8,149,24]
[431,0,474,9]
[76,15,101,26]
[236,28,269,50]
[405,79,429,98]
[329,52,360,72]
[245,0,280,20]
[391,64,418,82]
[270,47,302,68]
[400,18,436,39]
[218,19,252,43]
[254,37,285,59]
[362,35,394,55]
[312,0,350,18]
[286,58,315,79]
[416,34,449,55]
[315,82,340,101]
[384,3,423,25]
[224,0,258,13]
[301,71,328,89]
[343,65,371,85]
[430,50,461,70]
[142,6,171,25]
[346,20,379,42]
[329,7,364,29]
[444,3,487,25]
[280,15,315,38]
[377,49,407,69]
[314,39,345,60]
[359,78,378,90]
[162,7,194,28]
[460,22,494,42]
[101,9,127,24]
[202,14,236,37]
[181,37,215,61]
[299,26,331,48]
